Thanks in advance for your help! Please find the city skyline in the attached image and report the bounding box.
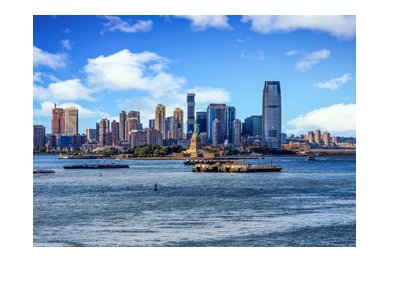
[33,16,356,137]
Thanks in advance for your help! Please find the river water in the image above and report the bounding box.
[33,155,356,246]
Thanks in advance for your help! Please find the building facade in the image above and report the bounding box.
[51,105,65,135]
[212,119,220,146]
[196,112,207,134]
[155,104,166,140]
[243,115,262,136]
[207,103,226,144]
[119,110,126,141]
[314,129,321,146]
[149,119,155,129]
[323,131,330,146]
[173,107,184,140]
[187,93,195,138]
[86,129,96,142]
[232,119,242,146]
[98,118,110,146]
[262,81,281,148]
[145,128,163,146]
[64,107,79,135]
[33,125,46,150]
[129,130,146,148]
[111,120,119,146]
[225,106,236,143]
[165,116,173,139]
[308,131,314,143]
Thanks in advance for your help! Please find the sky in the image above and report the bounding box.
[33,15,356,137]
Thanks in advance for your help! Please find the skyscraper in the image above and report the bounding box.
[314,129,321,146]
[33,125,46,150]
[145,128,163,146]
[155,104,166,140]
[243,115,262,136]
[125,111,141,140]
[233,119,242,146]
[207,103,226,144]
[196,112,207,133]
[86,129,96,142]
[187,93,195,138]
[149,119,155,129]
[98,118,110,146]
[111,120,119,146]
[323,131,330,146]
[308,131,315,143]
[119,110,126,141]
[165,116,173,139]
[173,107,184,140]
[212,119,220,146]
[51,104,65,135]
[64,106,79,135]
[262,81,281,148]
[225,106,236,143]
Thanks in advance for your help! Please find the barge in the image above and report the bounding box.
[63,163,129,169]
[33,169,55,174]
[192,162,282,173]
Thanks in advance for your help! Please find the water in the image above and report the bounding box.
[33,155,356,247]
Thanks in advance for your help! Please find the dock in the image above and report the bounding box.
[192,162,282,173]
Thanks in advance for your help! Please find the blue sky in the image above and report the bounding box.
[33,15,356,136]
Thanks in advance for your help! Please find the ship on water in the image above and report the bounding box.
[192,161,282,173]
[63,163,129,169]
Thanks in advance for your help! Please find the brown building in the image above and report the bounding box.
[129,130,146,148]
[105,131,113,147]
[323,131,330,146]
[155,104,166,140]
[307,131,314,143]
[314,129,321,146]
[145,128,163,146]
[64,107,79,135]
[51,104,65,135]
[173,107,184,140]
[98,118,110,146]
[111,120,119,146]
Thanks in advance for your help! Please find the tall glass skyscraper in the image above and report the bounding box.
[262,81,281,148]
[186,93,195,137]
[207,103,226,144]
[196,112,207,134]
[225,106,236,143]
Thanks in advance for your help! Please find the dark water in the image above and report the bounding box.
[33,155,356,247]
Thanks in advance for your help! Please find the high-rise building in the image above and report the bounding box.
[33,125,46,150]
[129,130,146,148]
[165,116,173,139]
[98,118,110,146]
[187,93,195,138]
[323,131,330,146]
[51,104,65,135]
[212,119,220,146]
[173,107,184,140]
[243,115,262,136]
[262,81,281,148]
[119,110,126,141]
[199,132,208,147]
[64,107,79,135]
[332,136,338,145]
[207,103,226,144]
[196,112,207,133]
[308,131,315,143]
[86,129,96,142]
[125,111,141,139]
[95,123,99,142]
[233,119,242,146]
[127,111,140,122]
[155,104,166,140]
[145,128,163,146]
[111,120,119,146]
[314,129,321,146]
[225,106,236,143]
[149,119,155,129]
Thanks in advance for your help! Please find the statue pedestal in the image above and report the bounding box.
[185,136,202,157]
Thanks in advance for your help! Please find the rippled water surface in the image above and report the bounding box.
[33,155,356,246]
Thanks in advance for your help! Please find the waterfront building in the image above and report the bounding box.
[233,119,242,146]
[51,104,65,135]
[98,118,110,146]
[149,119,155,129]
[86,129,96,142]
[119,110,126,141]
[196,112,207,133]
[314,129,321,146]
[145,128,163,146]
[64,107,79,135]
[243,115,262,137]
[129,130,146,148]
[111,120,119,146]
[187,93,195,139]
[323,131,330,146]
[225,106,236,143]
[173,107,184,140]
[207,103,226,144]
[262,81,281,148]
[308,131,315,143]
[165,116,174,139]
[155,104,166,140]
[33,125,46,150]
[212,119,220,146]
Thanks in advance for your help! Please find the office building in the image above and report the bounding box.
[51,104,65,135]
[86,129,96,142]
[98,118,110,146]
[111,120,119,146]
[196,112,207,133]
[129,130,146,148]
[225,106,236,143]
[243,115,262,136]
[119,110,126,141]
[33,125,46,150]
[173,107,184,140]
[64,106,79,135]
[187,93,195,138]
[125,111,141,139]
[262,81,281,148]
[155,104,166,140]
[212,119,220,146]
[323,131,330,146]
[145,128,163,146]
[207,103,226,144]
[233,119,242,146]
[165,116,173,139]
[314,129,321,146]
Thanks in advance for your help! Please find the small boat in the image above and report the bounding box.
[154,184,158,191]
[33,169,55,174]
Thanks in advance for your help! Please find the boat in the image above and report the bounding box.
[33,169,55,174]
[63,163,129,169]
[192,161,282,173]
[184,159,236,165]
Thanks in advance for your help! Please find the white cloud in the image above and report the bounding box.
[241,16,356,40]
[33,72,59,83]
[285,50,300,56]
[34,101,110,119]
[100,16,153,33]
[186,86,231,106]
[285,103,356,135]
[84,49,185,97]
[295,49,331,71]
[60,39,73,50]
[33,46,67,69]
[313,73,353,90]
[240,50,265,61]
[33,79,94,103]
[175,16,231,31]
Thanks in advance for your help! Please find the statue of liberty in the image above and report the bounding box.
[192,117,200,138]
